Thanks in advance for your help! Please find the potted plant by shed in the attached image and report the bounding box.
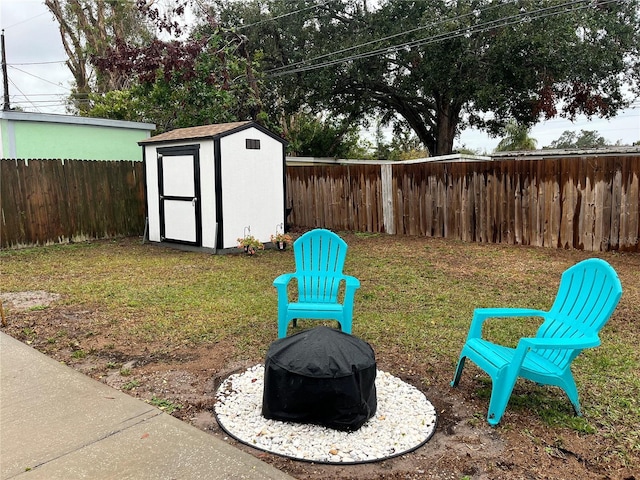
[270,232,293,251]
[237,235,264,255]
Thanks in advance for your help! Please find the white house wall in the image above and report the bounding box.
[220,127,284,248]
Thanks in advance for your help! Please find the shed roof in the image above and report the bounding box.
[139,121,286,145]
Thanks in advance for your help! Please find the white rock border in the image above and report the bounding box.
[214,364,437,464]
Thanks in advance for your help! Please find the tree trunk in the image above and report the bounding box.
[45,0,91,113]
[45,0,150,112]
[434,95,462,156]
[370,89,437,155]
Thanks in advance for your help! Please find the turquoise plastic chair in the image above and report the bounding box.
[451,258,622,426]
[273,229,360,338]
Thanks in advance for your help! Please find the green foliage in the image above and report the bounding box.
[495,121,538,152]
[45,0,154,114]
[21,327,36,338]
[546,129,614,149]
[122,380,140,391]
[71,349,86,359]
[355,123,430,160]
[149,396,182,414]
[385,130,430,160]
[87,90,143,122]
[28,305,49,312]
[236,235,264,255]
[90,27,270,133]
[284,112,363,157]
[454,145,487,156]
[215,0,640,156]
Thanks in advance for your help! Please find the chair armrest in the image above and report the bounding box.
[519,336,601,350]
[468,308,548,339]
[343,275,361,299]
[273,273,295,289]
[344,275,361,290]
[507,336,601,375]
[274,273,295,308]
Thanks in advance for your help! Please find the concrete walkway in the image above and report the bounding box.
[0,333,294,480]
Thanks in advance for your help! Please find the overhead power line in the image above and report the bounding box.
[9,92,68,97]
[8,60,67,66]
[266,0,611,77]
[265,0,517,76]
[7,77,40,112]
[235,1,331,30]
[265,0,624,78]
[3,12,49,30]
[8,65,67,89]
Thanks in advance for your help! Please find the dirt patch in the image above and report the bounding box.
[3,296,637,480]
[1,291,60,310]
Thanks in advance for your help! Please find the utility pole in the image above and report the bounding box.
[2,29,10,111]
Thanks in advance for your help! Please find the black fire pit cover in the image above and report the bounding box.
[262,326,377,431]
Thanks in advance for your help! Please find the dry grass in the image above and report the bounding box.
[1,233,639,472]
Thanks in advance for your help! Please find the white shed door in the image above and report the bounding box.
[158,148,201,245]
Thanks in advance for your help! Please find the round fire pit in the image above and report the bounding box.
[262,326,377,432]
[214,365,438,464]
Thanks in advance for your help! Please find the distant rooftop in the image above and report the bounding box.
[491,146,640,158]
[0,110,155,131]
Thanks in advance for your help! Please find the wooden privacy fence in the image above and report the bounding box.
[286,154,640,252]
[2,154,639,251]
[1,159,145,248]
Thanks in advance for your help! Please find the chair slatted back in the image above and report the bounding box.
[293,229,348,303]
[535,258,623,369]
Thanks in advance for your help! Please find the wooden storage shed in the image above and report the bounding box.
[139,121,287,252]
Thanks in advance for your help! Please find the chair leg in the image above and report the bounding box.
[278,318,289,339]
[560,372,582,416]
[487,371,518,426]
[451,356,466,387]
[340,316,352,334]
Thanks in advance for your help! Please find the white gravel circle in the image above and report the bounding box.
[214,364,437,464]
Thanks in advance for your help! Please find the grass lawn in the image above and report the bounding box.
[1,233,638,478]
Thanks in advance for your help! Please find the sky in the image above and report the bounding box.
[1,0,639,153]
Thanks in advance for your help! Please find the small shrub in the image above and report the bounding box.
[149,396,182,414]
[122,380,140,391]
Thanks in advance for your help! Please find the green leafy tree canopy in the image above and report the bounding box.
[91,21,268,132]
[495,121,538,152]
[546,129,615,149]
[215,0,640,156]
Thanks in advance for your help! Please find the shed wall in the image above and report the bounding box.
[220,128,285,248]
[144,145,161,243]
[199,142,217,249]
[144,140,217,248]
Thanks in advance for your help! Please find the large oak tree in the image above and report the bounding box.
[215,0,640,155]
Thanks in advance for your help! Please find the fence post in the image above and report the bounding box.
[381,164,394,234]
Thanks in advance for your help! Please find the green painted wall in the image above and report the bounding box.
[0,112,154,161]
[1,122,8,157]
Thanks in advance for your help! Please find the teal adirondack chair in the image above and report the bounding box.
[273,229,360,338]
[451,258,622,426]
